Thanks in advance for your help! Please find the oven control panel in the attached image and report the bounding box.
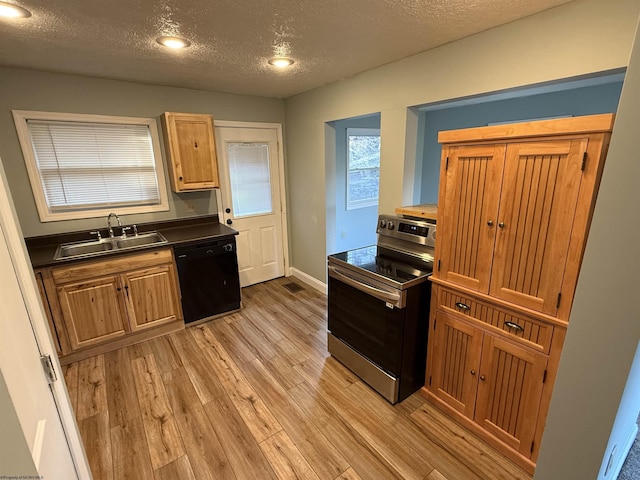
[377,214,436,248]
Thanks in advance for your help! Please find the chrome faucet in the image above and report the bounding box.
[106,212,121,238]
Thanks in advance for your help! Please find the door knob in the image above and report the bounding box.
[226,219,233,225]
[225,208,231,213]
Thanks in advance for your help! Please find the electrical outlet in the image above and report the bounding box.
[185,201,195,213]
[340,231,346,239]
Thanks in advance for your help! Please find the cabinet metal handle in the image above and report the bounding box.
[487,220,493,227]
[504,321,524,332]
[470,370,476,376]
[498,221,505,228]
[480,375,486,381]
[455,302,471,311]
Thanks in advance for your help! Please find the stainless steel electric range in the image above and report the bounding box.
[327,214,436,404]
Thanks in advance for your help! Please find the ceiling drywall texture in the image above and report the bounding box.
[0,0,575,98]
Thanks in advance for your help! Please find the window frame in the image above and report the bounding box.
[346,127,381,210]
[12,110,170,222]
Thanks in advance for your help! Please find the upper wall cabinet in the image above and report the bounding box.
[161,112,220,192]
[434,114,614,319]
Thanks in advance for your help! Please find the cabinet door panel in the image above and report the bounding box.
[490,139,587,315]
[57,276,128,350]
[475,335,547,457]
[124,265,181,332]
[430,312,483,418]
[163,113,219,191]
[439,144,505,292]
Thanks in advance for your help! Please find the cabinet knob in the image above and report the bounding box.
[480,375,486,382]
[498,221,505,228]
[487,220,494,227]
[226,219,233,225]
[470,370,476,376]
[179,176,183,181]
[225,208,231,214]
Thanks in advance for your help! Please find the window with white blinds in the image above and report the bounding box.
[12,111,169,222]
[227,142,273,217]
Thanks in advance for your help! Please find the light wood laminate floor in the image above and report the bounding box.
[64,277,532,480]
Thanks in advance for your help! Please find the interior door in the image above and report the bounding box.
[215,125,286,287]
[0,225,79,478]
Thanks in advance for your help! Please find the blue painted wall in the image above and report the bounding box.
[419,82,624,203]
[330,114,381,253]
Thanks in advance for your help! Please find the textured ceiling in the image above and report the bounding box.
[0,0,575,98]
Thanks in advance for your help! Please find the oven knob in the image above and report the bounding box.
[387,221,395,230]
[379,219,387,228]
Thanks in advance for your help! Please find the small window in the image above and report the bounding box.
[346,128,380,210]
[12,110,169,222]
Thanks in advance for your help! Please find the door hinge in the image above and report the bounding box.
[556,293,562,309]
[438,259,441,271]
[40,354,57,384]
[433,318,437,330]
[543,369,548,384]
[531,441,535,453]
[445,156,449,171]
[429,375,432,386]
[581,152,587,171]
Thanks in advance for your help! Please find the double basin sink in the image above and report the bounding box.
[54,232,168,260]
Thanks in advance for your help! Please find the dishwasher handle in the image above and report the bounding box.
[328,265,405,309]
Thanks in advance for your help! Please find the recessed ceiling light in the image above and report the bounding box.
[0,1,31,18]
[156,36,191,49]
[268,57,295,68]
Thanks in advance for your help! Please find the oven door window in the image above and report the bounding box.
[328,276,405,376]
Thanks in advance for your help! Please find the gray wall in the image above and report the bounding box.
[534,16,640,478]
[418,81,624,204]
[284,0,640,283]
[328,114,381,254]
[0,67,285,238]
[0,371,38,477]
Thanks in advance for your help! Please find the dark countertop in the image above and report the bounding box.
[26,214,238,268]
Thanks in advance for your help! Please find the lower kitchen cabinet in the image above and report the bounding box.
[424,287,560,473]
[57,274,128,350]
[36,248,184,364]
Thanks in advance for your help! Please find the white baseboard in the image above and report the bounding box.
[288,267,327,294]
[604,422,638,478]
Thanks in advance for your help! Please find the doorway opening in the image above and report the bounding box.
[325,113,381,256]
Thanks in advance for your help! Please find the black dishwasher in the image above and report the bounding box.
[174,236,241,325]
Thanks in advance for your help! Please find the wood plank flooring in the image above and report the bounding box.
[64,277,532,480]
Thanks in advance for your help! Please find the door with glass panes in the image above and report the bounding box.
[215,125,286,287]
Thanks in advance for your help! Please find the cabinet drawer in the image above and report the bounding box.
[436,287,553,353]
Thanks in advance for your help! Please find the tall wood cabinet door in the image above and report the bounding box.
[474,335,547,458]
[430,312,483,418]
[57,276,128,350]
[163,113,219,191]
[438,144,506,292]
[489,139,588,315]
[123,265,182,332]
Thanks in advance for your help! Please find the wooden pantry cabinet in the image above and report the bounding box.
[423,114,614,473]
[36,248,184,364]
[161,112,220,192]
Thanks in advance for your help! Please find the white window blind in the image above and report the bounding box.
[12,110,169,222]
[28,120,161,211]
[227,142,273,217]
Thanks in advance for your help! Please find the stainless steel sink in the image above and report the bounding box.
[115,232,166,249]
[54,231,168,260]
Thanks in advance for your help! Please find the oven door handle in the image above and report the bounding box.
[328,265,404,308]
